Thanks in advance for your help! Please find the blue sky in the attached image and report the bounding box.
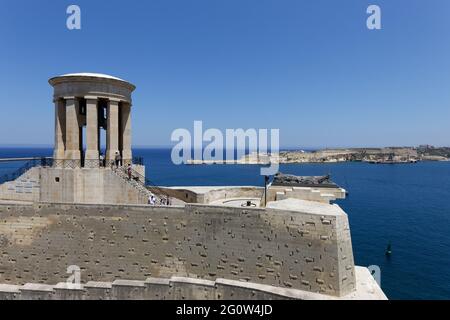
[0,0,449,148]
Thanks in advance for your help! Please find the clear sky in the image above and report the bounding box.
[0,0,449,148]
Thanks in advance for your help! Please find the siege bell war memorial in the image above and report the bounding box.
[0,73,386,300]
[50,73,135,168]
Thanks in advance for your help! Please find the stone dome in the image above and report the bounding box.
[48,72,136,103]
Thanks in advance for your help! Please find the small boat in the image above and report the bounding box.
[385,242,392,256]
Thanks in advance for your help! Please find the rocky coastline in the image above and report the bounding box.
[187,146,450,165]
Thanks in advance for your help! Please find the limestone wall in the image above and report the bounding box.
[267,185,346,204]
[0,201,355,297]
[201,187,264,204]
[162,187,264,204]
[0,167,40,202]
[0,266,387,300]
[0,277,294,300]
[39,167,148,205]
[159,188,200,204]
[0,277,332,300]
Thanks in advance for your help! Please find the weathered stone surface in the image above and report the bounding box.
[0,201,356,297]
[0,268,387,300]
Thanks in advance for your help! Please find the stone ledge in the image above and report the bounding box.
[267,198,345,216]
[21,283,54,292]
[84,281,113,289]
[113,280,146,288]
[0,270,386,300]
[54,282,84,291]
[0,284,20,294]
[171,277,215,288]
[145,277,170,286]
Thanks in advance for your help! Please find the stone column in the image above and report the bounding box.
[106,99,120,163]
[64,97,81,164]
[85,97,99,167]
[120,102,132,165]
[53,99,66,162]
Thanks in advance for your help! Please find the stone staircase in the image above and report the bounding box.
[111,166,155,200]
[111,166,181,205]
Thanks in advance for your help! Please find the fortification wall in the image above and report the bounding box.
[162,187,264,204]
[0,266,387,300]
[0,277,300,300]
[160,188,199,203]
[0,201,355,297]
[39,168,148,205]
[0,167,40,202]
[267,186,346,204]
[201,187,264,204]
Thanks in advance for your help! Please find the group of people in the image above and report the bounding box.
[148,194,171,206]
[98,151,123,168]
[99,151,172,206]
[101,152,134,180]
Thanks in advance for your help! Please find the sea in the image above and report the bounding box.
[1,147,449,300]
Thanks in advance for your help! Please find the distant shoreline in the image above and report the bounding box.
[1,145,449,165]
[187,146,450,165]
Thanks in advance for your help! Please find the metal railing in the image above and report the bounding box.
[113,165,173,203]
[0,156,143,184]
[52,157,142,169]
[0,155,174,204]
[133,156,144,166]
[0,158,53,184]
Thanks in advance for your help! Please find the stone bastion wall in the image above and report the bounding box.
[0,276,338,300]
[0,201,356,297]
[1,267,386,300]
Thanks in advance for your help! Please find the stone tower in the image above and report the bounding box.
[30,73,149,205]
[48,73,136,167]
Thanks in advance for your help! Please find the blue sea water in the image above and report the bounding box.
[1,147,450,300]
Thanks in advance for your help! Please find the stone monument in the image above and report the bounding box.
[0,73,150,205]
[49,73,135,167]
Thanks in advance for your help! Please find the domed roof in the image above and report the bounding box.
[49,72,136,91]
[59,73,125,81]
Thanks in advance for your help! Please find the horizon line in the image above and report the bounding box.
[0,144,447,150]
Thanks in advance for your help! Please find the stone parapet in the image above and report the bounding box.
[0,268,386,300]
